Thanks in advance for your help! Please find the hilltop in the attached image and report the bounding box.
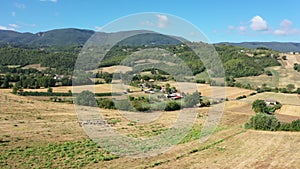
[219,42,300,52]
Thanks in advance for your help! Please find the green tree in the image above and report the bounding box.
[290,119,300,131]
[165,101,180,111]
[75,90,97,107]
[252,100,268,113]
[47,87,53,93]
[184,91,200,107]
[104,76,112,84]
[12,85,18,94]
[2,76,9,88]
[282,55,287,60]
[296,88,300,94]
[287,84,295,92]
[245,113,281,131]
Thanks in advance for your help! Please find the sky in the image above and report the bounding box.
[0,0,300,43]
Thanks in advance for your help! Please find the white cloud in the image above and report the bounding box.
[280,19,292,28]
[228,25,235,30]
[12,12,16,17]
[9,24,20,28]
[237,26,247,33]
[40,0,58,2]
[273,30,286,36]
[141,20,154,27]
[94,26,102,31]
[14,3,26,9]
[156,14,169,28]
[273,19,299,36]
[250,15,268,31]
[0,26,15,31]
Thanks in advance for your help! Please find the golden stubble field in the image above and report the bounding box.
[1,89,300,168]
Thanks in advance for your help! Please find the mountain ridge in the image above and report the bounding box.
[0,28,184,47]
[1,28,300,52]
[218,42,300,52]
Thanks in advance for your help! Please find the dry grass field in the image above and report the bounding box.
[243,92,300,106]
[21,64,49,71]
[89,65,132,74]
[166,82,255,99]
[1,90,300,168]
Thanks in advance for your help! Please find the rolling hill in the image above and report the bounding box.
[219,42,300,52]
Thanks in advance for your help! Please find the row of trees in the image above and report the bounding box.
[0,73,72,89]
[245,113,300,131]
[74,90,202,112]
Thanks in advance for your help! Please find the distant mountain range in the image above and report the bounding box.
[0,28,182,47]
[219,42,300,52]
[0,28,94,46]
[1,28,300,52]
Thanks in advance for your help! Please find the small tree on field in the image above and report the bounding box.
[287,84,295,92]
[282,55,287,60]
[75,90,97,107]
[12,86,18,94]
[47,87,53,93]
[296,88,300,94]
[252,100,268,114]
[184,91,200,107]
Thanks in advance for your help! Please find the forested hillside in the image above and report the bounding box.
[0,43,280,78]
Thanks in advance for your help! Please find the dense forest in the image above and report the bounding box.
[0,46,79,74]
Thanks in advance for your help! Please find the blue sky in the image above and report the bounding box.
[0,0,299,43]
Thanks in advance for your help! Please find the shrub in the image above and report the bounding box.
[47,87,53,93]
[245,113,281,131]
[252,100,268,113]
[74,90,97,107]
[199,99,210,107]
[132,101,150,112]
[164,101,181,111]
[290,119,300,131]
[236,95,246,100]
[114,99,132,111]
[97,98,115,109]
[184,91,200,107]
[279,123,291,131]
[196,79,206,84]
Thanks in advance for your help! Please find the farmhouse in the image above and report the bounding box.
[265,99,277,106]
